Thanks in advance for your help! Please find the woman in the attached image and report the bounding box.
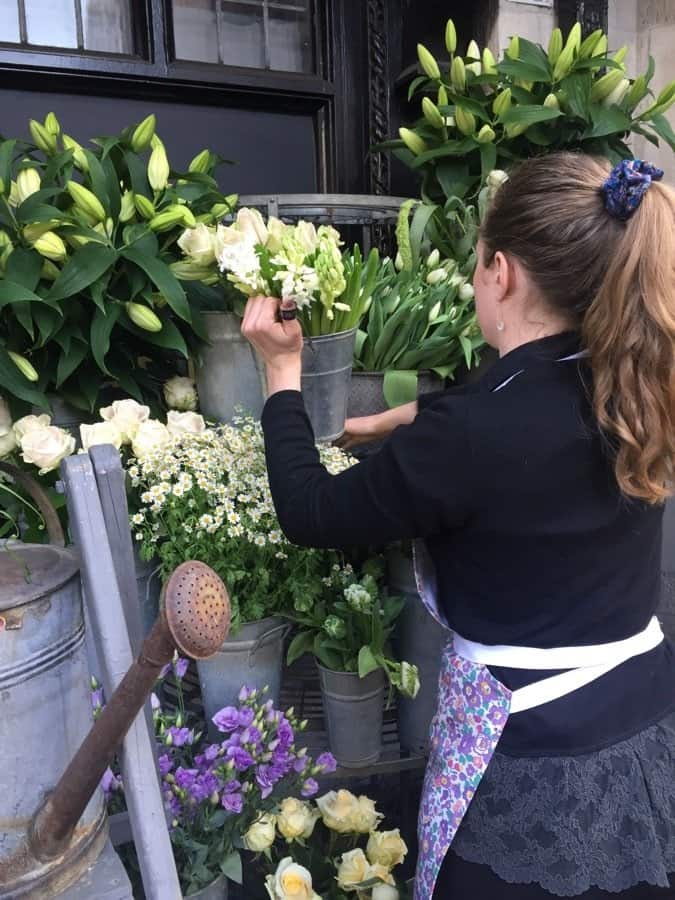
[242,153,675,899]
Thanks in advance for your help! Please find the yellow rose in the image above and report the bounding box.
[366,829,408,868]
[336,848,369,889]
[316,789,359,833]
[80,421,123,452]
[365,863,395,886]
[244,813,276,852]
[99,398,150,443]
[277,797,320,842]
[350,795,383,834]
[265,857,320,900]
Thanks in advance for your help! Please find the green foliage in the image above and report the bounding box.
[0,112,237,413]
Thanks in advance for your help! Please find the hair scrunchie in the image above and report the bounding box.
[602,158,664,221]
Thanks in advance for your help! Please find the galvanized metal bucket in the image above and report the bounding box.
[301,328,357,442]
[318,665,385,767]
[196,616,290,740]
[186,873,228,899]
[347,370,445,419]
[0,466,106,899]
[387,547,445,755]
[196,312,267,423]
[133,548,161,637]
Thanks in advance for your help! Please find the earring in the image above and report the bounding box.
[496,320,505,332]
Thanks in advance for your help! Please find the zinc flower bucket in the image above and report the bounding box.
[196,616,290,740]
[186,873,228,899]
[301,327,357,443]
[317,664,385,767]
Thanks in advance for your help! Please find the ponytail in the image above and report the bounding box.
[480,152,675,503]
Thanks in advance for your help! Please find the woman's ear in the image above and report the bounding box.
[492,250,513,302]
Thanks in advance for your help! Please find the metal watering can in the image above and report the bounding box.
[0,463,231,899]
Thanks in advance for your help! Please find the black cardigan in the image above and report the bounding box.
[261,332,675,755]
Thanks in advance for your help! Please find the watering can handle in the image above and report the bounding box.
[0,461,65,547]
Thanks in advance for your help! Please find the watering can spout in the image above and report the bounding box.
[28,560,230,863]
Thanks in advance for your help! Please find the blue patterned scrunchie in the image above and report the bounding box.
[602,158,664,221]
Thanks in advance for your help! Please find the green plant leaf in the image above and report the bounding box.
[572,56,623,72]
[120,315,189,357]
[585,104,631,138]
[0,346,48,408]
[411,138,476,167]
[435,160,471,201]
[90,303,121,373]
[648,114,675,152]
[443,94,491,123]
[645,54,656,86]
[286,630,315,666]
[13,303,34,339]
[479,141,497,180]
[358,645,380,678]
[409,201,437,265]
[124,150,151,198]
[501,105,563,126]
[383,369,418,408]
[48,244,117,303]
[4,247,42,290]
[56,339,88,387]
[220,851,242,885]
[0,280,61,311]
[82,150,110,212]
[0,139,16,191]
[121,247,191,322]
[459,334,473,369]
[561,72,592,120]
[408,75,428,101]
[517,37,552,76]
[101,154,122,220]
[312,633,342,670]
[498,58,551,83]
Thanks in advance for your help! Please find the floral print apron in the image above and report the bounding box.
[410,539,664,900]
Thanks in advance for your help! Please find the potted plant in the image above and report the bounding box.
[285,560,420,768]
[176,208,380,440]
[128,413,356,725]
[248,788,409,900]
[95,667,339,899]
[0,111,236,422]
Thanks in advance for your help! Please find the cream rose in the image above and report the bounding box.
[295,220,319,255]
[163,375,198,412]
[166,410,205,437]
[0,396,16,457]
[80,421,123,452]
[336,848,369,889]
[366,829,408,868]
[265,857,319,900]
[20,425,75,473]
[351,795,383,834]
[244,813,276,853]
[316,789,359,833]
[365,863,395,886]
[177,223,217,265]
[100,399,150,443]
[212,223,251,260]
[277,798,319,842]
[13,413,51,442]
[265,216,288,253]
[131,420,172,458]
[372,883,400,900]
[236,207,268,246]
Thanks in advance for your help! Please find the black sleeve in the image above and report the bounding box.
[261,390,473,550]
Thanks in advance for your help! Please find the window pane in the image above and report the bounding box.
[0,0,20,43]
[268,5,312,73]
[173,0,219,63]
[220,1,264,69]
[83,0,134,54]
[25,0,77,47]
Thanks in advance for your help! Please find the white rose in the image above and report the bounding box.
[265,216,288,253]
[265,857,319,900]
[177,223,217,266]
[163,375,198,411]
[131,420,172,458]
[0,396,16,457]
[294,220,319,255]
[166,411,205,437]
[277,798,320,842]
[80,421,123,452]
[236,207,268,246]
[336,848,369,889]
[20,425,75,473]
[458,282,475,301]
[372,883,400,900]
[13,414,51,442]
[212,223,253,262]
[316,789,359,833]
[244,813,276,852]
[366,830,408,868]
[99,399,150,443]
[351,795,383,834]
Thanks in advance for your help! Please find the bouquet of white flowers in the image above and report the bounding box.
[176,208,380,337]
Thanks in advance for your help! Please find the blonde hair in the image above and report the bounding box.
[480,151,675,504]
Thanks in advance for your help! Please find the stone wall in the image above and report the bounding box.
[488,0,556,53]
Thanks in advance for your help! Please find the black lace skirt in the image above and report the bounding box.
[437,710,675,898]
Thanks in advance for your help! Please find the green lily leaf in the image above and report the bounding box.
[48,244,117,303]
[90,303,121,374]
[121,246,191,322]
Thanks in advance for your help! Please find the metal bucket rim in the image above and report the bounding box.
[0,542,80,614]
[302,326,357,346]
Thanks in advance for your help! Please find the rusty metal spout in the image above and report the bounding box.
[29,561,230,862]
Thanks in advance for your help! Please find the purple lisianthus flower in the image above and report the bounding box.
[175,767,198,790]
[212,706,240,733]
[240,725,261,746]
[204,744,220,762]
[150,692,161,711]
[160,662,171,679]
[174,657,189,679]
[158,754,173,777]
[256,764,276,799]
[191,772,220,803]
[227,746,255,771]
[315,752,337,773]
[168,726,193,747]
[237,707,255,728]
[238,685,251,702]
[164,789,182,820]
[91,687,104,711]
[276,718,294,749]
[223,779,241,794]
[301,778,319,798]
[100,766,121,797]
[221,791,243,814]
[293,756,310,774]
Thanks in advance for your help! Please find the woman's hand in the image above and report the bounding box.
[241,296,303,394]
[335,402,420,450]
